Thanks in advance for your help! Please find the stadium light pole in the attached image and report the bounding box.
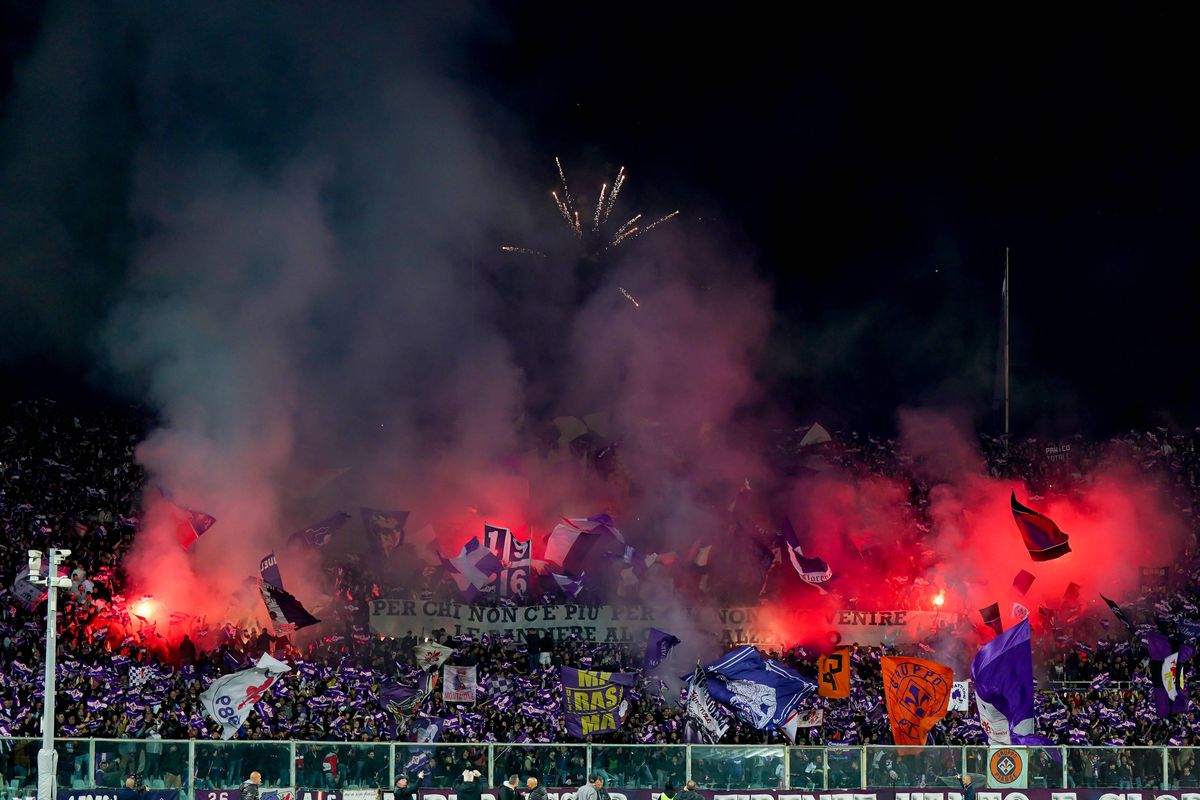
[29,547,72,800]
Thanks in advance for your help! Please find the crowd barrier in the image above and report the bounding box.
[1,741,1198,800]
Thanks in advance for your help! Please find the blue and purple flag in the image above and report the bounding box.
[1144,631,1193,717]
[259,551,283,590]
[644,628,681,670]
[287,511,351,549]
[361,508,409,559]
[970,618,1049,746]
[561,667,635,737]
[258,580,320,636]
[440,537,503,601]
[1010,492,1071,561]
[698,645,817,731]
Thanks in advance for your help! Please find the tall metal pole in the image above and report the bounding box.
[1004,247,1011,438]
[30,547,71,800]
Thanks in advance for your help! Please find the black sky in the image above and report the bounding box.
[3,4,1198,435]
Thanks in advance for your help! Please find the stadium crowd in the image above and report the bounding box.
[2,399,1200,791]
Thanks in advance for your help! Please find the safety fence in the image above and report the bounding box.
[1,741,1198,798]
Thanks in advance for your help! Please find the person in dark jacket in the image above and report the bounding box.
[116,777,142,800]
[957,774,976,800]
[525,777,549,800]
[395,772,424,800]
[499,774,521,800]
[240,771,263,800]
[453,769,484,800]
[675,780,702,800]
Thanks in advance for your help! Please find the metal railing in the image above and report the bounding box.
[1,740,1196,797]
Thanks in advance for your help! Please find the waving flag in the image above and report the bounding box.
[561,667,635,737]
[881,657,953,746]
[483,523,533,599]
[442,665,478,703]
[781,517,832,588]
[199,653,291,739]
[361,508,409,559]
[414,641,454,671]
[979,602,1003,636]
[440,537,503,601]
[948,680,970,711]
[551,572,586,599]
[287,511,351,549]
[379,672,437,735]
[1101,594,1135,631]
[971,618,1047,745]
[817,648,851,698]
[1010,492,1071,561]
[544,515,625,575]
[1012,569,1036,596]
[699,645,817,731]
[644,628,681,670]
[259,552,283,590]
[684,664,728,743]
[158,488,216,550]
[258,580,320,636]
[1144,631,1194,717]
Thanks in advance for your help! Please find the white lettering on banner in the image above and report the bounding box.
[371,602,958,646]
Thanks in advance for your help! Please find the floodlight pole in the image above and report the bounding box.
[29,547,72,800]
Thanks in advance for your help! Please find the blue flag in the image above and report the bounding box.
[699,645,817,731]
[644,628,681,670]
[970,618,1049,746]
[259,552,283,590]
[287,511,351,549]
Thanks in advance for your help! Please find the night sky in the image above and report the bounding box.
[2,4,1197,435]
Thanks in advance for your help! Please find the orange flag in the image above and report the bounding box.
[881,656,954,746]
[817,648,851,698]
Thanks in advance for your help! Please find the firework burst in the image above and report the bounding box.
[501,158,679,267]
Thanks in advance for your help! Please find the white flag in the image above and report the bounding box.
[949,680,970,711]
[1012,602,1030,622]
[199,653,290,739]
[442,665,478,703]
[414,641,454,671]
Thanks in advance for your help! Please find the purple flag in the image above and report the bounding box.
[561,667,635,737]
[1144,631,1194,717]
[544,515,625,575]
[781,517,833,588]
[644,628,681,670]
[970,618,1048,746]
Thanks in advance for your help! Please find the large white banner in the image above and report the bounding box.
[370,600,958,647]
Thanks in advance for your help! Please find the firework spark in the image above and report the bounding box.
[619,287,641,309]
[502,158,677,259]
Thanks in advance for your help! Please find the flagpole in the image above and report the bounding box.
[1004,247,1011,440]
